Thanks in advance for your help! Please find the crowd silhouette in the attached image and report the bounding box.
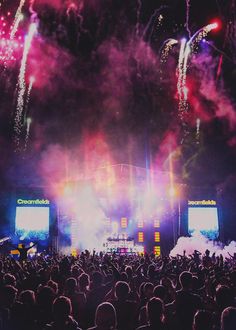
[0,249,235,329]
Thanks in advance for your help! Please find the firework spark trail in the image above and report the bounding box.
[66,2,88,43]
[2,1,24,66]
[135,0,142,37]
[177,38,187,118]
[24,75,34,117]
[196,118,201,144]
[154,14,164,37]
[29,0,38,22]
[160,38,178,63]
[12,0,25,35]
[185,0,191,38]
[144,14,163,44]
[66,2,78,16]
[182,43,190,99]
[190,23,218,51]
[226,1,236,61]
[5,13,23,65]
[14,23,37,149]
[216,54,223,80]
[10,13,23,40]
[142,7,165,41]
[24,117,32,151]
[177,23,218,121]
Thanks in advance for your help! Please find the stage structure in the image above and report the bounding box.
[5,169,222,256]
[15,198,50,241]
[187,199,219,239]
[178,183,221,241]
[3,168,223,258]
[8,194,54,256]
[57,164,181,255]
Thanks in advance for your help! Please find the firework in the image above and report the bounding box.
[182,43,190,100]
[216,54,223,80]
[0,12,23,66]
[190,22,219,51]
[143,7,165,41]
[23,77,34,152]
[196,118,201,144]
[27,75,35,103]
[10,13,23,40]
[177,38,187,120]
[23,77,34,151]
[5,11,24,65]
[135,0,142,37]
[185,0,191,38]
[24,117,32,151]
[158,14,164,26]
[177,22,219,126]
[0,12,23,69]
[151,14,163,41]
[24,75,34,120]
[160,38,178,63]
[14,23,37,149]
[29,0,38,22]
[12,0,25,37]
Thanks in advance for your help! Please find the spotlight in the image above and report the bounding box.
[63,182,74,196]
[168,186,176,198]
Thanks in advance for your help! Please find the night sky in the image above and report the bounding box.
[0,0,236,194]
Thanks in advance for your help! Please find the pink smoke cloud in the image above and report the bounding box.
[27,37,73,91]
[38,131,115,190]
[153,130,180,171]
[97,38,159,121]
[191,53,236,129]
[34,0,64,10]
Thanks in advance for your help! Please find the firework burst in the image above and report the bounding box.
[177,22,219,133]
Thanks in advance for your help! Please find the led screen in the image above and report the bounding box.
[188,207,219,239]
[15,207,49,240]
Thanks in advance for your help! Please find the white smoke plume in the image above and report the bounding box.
[170,231,236,258]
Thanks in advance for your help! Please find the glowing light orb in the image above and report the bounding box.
[26,117,32,125]
[168,186,177,198]
[209,19,221,31]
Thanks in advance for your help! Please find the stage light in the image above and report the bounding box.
[154,232,160,242]
[138,232,144,243]
[105,218,111,227]
[154,219,160,228]
[168,186,177,198]
[137,219,144,228]
[111,222,118,234]
[136,245,145,255]
[121,217,128,228]
[154,246,161,256]
[63,182,74,196]
[71,248,77,257]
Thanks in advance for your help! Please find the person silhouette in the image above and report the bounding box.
[14,242,38,261]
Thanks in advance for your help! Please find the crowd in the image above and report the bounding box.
[0,248,236,330]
